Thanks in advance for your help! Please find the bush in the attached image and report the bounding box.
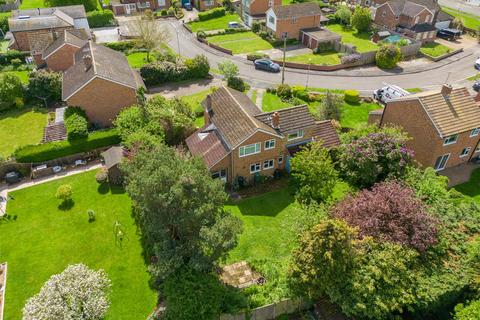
[335,5,352,26]
[0,73,24,111]
[198,7,225,21]
[104,41,136,53]
[10,58,22,67]
[0,50,27,66]
[56,184,73,202]
[65,113,89,141]
[197,30,207,39]
[184,54,210,79]
[315,42,334,53]
[45,0,97,11]
[344,90,360,103]
[277,84,292,99]
[0,13,8,34]
[96,168,108,184]
[160,9,168,16]
[375,44,402,69]
[87,10,115,28]
[227,76,246,92]
[14,129,121,163]
[292,86,310,102]
[258,31,269,39]
[246,52,269,61]
[87,209,96,222]
[27,70,62,105]
[251,22,260,33]
[350,6,371,32]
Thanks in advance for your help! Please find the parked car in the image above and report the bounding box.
[254,59,280,72]
[4,171,21,184]
[228,21,242,28]
[53,166,62,173]
[475,57,480,70]
[74,159,87,167]
[183,2,192,10]
[473,81,480,92]
[437,28,462,41]
[373,84,410,104]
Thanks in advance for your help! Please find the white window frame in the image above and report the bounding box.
[443,134,458,146]
[278,156,283,164]
[268,0,273,6]
[211,169,226,179]
[269,15,275,24]
[292,17,297,24]
[250,163,261,174]
[460,147,471,157]
[264,139,275,150]
[434,153,450,171]
[470,128,480,137]
[239,142,261,157]
[287,130,304,141]
[204,0,214,5]
[263,159,274,170]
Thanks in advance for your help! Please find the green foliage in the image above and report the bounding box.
[290,142,338,204]
[65,113,88,141]
[218,60,239,80]
[350,6,371,32]
[184,54,210,79]
[246,52,269,61]
[318,91,342,121]
[87,10,115,28]
[45,0,97,11]
[454,300,480,320]
[276,84,292,99]
[123,144,243,286]
[375,44,402,69]
[198,7,226,21]
[251,22,260,33]
[104,41,136,53]
[344,89,360,104]
[14,129,120,163]
[0,73,24,111]
[95,168,108,184]
[335,5,352,26]
[0,13,9,33]
[227,76,246,92]
[196,30,207,39]
[163,268,246,320]
[0,50,27,65]
[27,70,62,105]
[55,184,73,202]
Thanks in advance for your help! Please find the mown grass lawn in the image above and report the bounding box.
[207,31,273,54]
[0,108,46,158]
[5,70,30,84]
[188,13,242,32]
[420,42,452,57]
[262,92,294,112]
[19,0,46,9]
[126,52,156,69]
[181,88,215,127]
[326,24,379,53]
[453,168,480,203]
[0,171,157,320]
[285,50,341,65]
[442,7,480,30]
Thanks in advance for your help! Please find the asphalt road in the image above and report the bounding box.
[439,0,480,16]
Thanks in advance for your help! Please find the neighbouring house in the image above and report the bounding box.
[300,27,341,50]
[185,86,340,184]
[192,0,219,11]
[266,2,328,40]
[111,0,171,15]
[101,146,125,184]
[62,41,145,127]
[41,29,89,71]
[368,85,480,171]
[8,5,89,54]
[240,0,282,27]
[370,0,446,42]
[434,10,454,30]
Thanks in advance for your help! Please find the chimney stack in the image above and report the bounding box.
[272,112,280,128]
[83,54,92,71]
[441,84,452,97]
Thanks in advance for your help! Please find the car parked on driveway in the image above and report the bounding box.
[228,21,242,28]
[437,28,462,41]
[475,58,480,70]
[473,81,480,92]
[183,3,192,10]
[254,59,280,72]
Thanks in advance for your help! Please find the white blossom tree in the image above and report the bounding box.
[23,264,111,320]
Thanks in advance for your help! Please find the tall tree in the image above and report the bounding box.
[23,264,111,320]
[318,91,342,121]
[27,70,62,106]
[123,144,242,286]
[0,73,23,111]
[350,6,372,32]
[133,14,171,62]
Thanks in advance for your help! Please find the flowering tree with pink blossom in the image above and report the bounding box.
[332,180,438,252]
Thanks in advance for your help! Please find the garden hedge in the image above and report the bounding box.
[87,10,115,28]
[0,50,28,66]
[104,41,136,53]
[344,90,360,103]
[14,129,120,163]
[198,7,225,21]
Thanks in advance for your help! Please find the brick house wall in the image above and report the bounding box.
[399,9,433,28]
[273,14,322,39]
[45,44,81,72]
[197,0,219,11]
[373,4,398,30]
[380,100,480,170]
[112,0,171,15]
[66,77,137,127]
[12,26,73,52]
[248,0,281,16]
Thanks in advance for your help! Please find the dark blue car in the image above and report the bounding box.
[254,59,280,72]
[183,2,192,10]
[474,81,480,92]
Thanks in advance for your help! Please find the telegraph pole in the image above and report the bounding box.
[281,33,287,84]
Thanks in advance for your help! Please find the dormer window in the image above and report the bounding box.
[443,134,458,146]
[470,128,480,137]
[288,130,304,141]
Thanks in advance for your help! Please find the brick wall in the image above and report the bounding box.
[66,77,137,127]
[12,27,73,52]
[248,0,281,16]
[374,4,397,30]
[274,14,321,39]
[46,44,81,72]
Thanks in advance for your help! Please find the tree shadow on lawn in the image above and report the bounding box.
[97,183,126,195]
[453,168,480,199]
[58,199,75,211]
[236,189,295,217]
[0,106,47,120]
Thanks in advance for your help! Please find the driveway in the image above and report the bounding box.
[438,0,480,16]
[92,26,121,43]
[435,35,479,50]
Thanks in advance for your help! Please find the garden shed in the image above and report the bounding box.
[301,27,341,50]
[101,146,124,184]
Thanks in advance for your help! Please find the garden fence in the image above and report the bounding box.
[0,0,19,12]
[219,298,310,320]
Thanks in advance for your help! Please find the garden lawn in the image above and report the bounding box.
[420,42,452,57]
[0,108,46,158]
[468,74,480,81]
[339,101,381,129]
[262,92,293,112]
[19,0,46,9]
[453,168,480,203]
[127,52,156,69]
[442,7,480,30]
[5,70,30,84]
[326,24,379,53]
[188,13,242,32]
[207,31,273,54]
[181,88,214,127]
[285,50,341,65]
[0,171,157,320]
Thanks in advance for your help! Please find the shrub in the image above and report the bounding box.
[0,73,24,111]
[64,106,88,119]
[258,31,269,39]
[27,70,62,105]
[14,129,120,163]
[184,54,210,79]
[332,181,438,252]
[87,209,96,222]
[198,7,225,21]
[0,13,8,34]
[318,91,342,121]
[350,6,371,32]
[0,50,27,65]
[197,30,207,39]
[45,0,97,11]
[160,9,168,16]
[344,90,360,103]
[227,76,246,92]
[277,84,292,99]
[56,184,73,202]
[398,38,409,47]
[65,113,89,141]
[96,168,108,184]
[10,58,22,67]
[87,10,115,28]
[251,22,260,33]
[315,42,333,53]
[292,85,310,102]
[375,44,402,69]
[335,5,352,26]
[246,52,269,61]
[340,53,361,64]
[104,41,136,53]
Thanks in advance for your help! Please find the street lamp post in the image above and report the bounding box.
[169,21,181,57]
[281,33,287,84]
[306,58,311,90]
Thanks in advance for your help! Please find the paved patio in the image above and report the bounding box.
[439,162,480,187]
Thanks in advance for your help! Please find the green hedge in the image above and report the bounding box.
[344,90,360,103]
[14,129,120,163]
[198,7,225,21]
[0,51,28,66]
[87,10,115,28]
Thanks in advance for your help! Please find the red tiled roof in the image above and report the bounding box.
[312,120,340,148]
[185,126,229,169]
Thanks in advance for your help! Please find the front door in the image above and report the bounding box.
[285,156,291,173]
[434,154,450,171]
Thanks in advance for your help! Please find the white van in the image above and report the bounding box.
[373,84,410,104]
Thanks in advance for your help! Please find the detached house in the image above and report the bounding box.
[266,2,327,40]
[62,41,145,127]
[240,0,282,27]
[369,85,480,171]
[41,29,89,71]
[111,0,171,15]
[8,5,89,53]
[186,86,340,184]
